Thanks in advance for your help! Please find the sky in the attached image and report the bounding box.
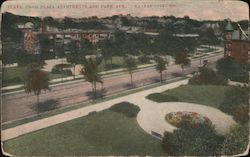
[1,0,249,21]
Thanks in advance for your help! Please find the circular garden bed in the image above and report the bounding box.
[165,111,212,128]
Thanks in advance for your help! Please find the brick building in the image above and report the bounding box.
[224,20,249,63]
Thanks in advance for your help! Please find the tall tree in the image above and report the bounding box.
[66,40,79,78]
[24,67,50,105]
[124,56,137,87]
[81,56,103,99]
[175,51,190,73]
[216,57,249,83]
[155,56,168,82]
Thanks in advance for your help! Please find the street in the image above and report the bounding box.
[2,53,223,123]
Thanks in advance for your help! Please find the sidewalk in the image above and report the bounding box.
[1,63,155,91]
[1,79,187,141]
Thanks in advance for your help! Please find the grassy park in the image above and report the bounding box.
[2,66,69,87]
[146,85,233,108]
[3,104,166,156]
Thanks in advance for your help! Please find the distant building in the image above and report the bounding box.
[200,22,221,36]
[16,22,34,31]
[224,20,249,63]
[174,34,199,38]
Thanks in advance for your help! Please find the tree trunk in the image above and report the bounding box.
[73,65,76,79]
[110,56,113,70]
[130,72,133,87]
[104,59,107,69]
[160,72,163,82]
[36,94,39,106]
[94,82,96,99]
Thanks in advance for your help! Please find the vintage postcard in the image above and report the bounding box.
[0,0,249,156]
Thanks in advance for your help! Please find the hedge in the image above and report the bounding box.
[109,102,140,117]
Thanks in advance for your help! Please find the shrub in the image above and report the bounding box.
[63,69,72,76]
[146,93,179,102]
[232,105,249,123]
[188,68,228,85]
[219,86,249,115]
[162,122,224,156]
[216,57,249,83]
[51,67,61,74]
[138,55,150,64]
[109,102,140,117]
[219,124,249,155]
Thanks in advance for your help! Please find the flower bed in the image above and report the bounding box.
[165,111,212,128]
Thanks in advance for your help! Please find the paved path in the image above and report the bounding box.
[2,78,236,141]
[136,102,237,136]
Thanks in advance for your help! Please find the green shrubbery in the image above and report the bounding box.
[146,93,179,102]
[216,57,249,83]
[109,102,140,117]
[219,124,249,155]
[138,55,151,64]
[162,122,224,156]
[51,64,73,76]
[188,68,228,85]
[219,86,249,123]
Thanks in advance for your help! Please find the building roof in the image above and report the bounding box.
[225,21,234,31]
[174,34,199,38]
[232,30,248,41]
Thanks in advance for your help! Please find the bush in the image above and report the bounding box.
[51,64,73,76]
[219,124,249,155]
[216,57,249,83]
[146,93,179,102]
[232,105,249,123]
[138,55,150,64]
[51,67,61,74]
[188,68,228,85]
[219,86,249,115]
[63,69,72,76]
[162,122,224,156]
[109,102,140,117]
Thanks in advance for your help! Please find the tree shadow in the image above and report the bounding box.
[31,99,59,113]
[85,90,106,100]
[123,83,134,89]
[171,72,183,77]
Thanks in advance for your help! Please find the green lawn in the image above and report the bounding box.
[2,66,69,86]
[147,85,233,108]
[3,110,166,156]
[99,56,143,71]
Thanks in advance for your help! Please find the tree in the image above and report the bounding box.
[219,85,249,115]
[216,57,249,83]
[66,41,79,78]
[98,39,117,70]
[155,56,167,82]
[124,56,137,87]
[80,56,103,99]
[24,67,50,106]
[188,67,228,85]
[175,51,190,73]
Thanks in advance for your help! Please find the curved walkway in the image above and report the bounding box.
[136,101,237,136]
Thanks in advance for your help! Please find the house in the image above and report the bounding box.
[224,20,249,63]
